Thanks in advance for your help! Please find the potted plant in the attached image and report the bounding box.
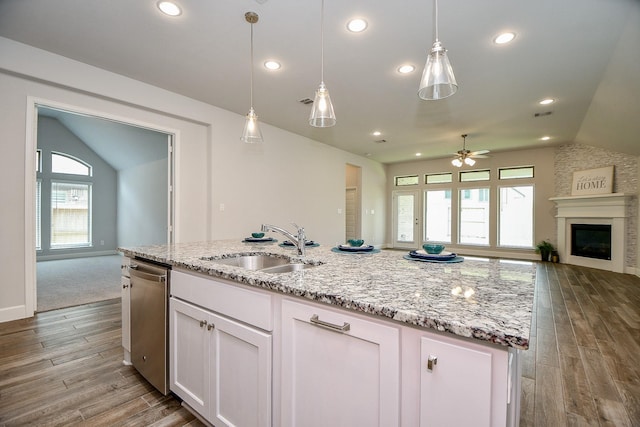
[535,240,555,262]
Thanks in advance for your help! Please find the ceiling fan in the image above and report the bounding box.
[451,134,489,167]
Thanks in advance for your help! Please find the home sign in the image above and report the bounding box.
[571,166,614,196]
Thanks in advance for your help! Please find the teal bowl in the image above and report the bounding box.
[348,239,365,247]
[251,232,265,238]
[423,243,445,254]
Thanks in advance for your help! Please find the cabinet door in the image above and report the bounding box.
[281,299,400,427]
[209,312,272,427]
[420,337,492,427]
[169,298,211,417]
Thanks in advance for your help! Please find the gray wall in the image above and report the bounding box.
[117,157,168,247]
[37,116,117,259]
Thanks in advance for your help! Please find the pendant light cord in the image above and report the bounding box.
[434,0,439,42]
[320,0,325,83]
[250,22,255,108]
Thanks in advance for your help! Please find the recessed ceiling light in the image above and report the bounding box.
[264,60,281,70]
[397,64,415,74]
[157,1,181,16]
[494,32,516,44]
[347,18,368,33]
[372,131,382,136]
[416,152,422,157]
[540,136,551,141]
[539,98,555,105]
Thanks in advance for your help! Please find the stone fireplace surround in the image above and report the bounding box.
[550,193,633,273]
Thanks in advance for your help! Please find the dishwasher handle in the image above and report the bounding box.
[130,265,167,283]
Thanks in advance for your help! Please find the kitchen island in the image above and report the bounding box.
[120,239,536,427]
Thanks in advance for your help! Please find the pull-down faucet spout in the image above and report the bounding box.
[261,223,306,256]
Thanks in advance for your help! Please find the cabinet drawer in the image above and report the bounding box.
[172,269,273,331]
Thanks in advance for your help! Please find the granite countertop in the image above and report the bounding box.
[119,239,536,350]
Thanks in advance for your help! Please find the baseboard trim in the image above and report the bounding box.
[36,250,118,262]
[0,304,29,323]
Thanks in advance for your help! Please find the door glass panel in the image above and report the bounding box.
[425,190,451,243]
[459,188,489,245]
[396,193,415,243]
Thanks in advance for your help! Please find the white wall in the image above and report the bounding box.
[0,37,387,322]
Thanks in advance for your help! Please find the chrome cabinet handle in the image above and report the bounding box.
[207,323,215,331]
[427,355,438,371]
[309,314,350,333]
[199,320,207,328]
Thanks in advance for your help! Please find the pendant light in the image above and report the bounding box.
[241,12,263,143]
[309,0,336,127]
[418,0,458,100]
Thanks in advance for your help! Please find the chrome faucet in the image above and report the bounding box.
[261,223,306,256]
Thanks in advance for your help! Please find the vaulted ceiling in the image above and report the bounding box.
[1,0,638,163]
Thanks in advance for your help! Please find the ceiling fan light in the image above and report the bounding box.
[452,158,463,167]
[464,157,475,166]
[418,41,458,100]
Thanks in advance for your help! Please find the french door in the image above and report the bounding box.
[392,190,420,248]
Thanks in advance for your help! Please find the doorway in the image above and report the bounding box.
[345,164,362,242]
[392,189,421,249]
[33,104,174,312]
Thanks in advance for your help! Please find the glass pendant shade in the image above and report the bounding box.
[241,107,263,143]
[464,157,475,166]
[452,157,463,167]
[309,82,336,127]
[418,40,458,100]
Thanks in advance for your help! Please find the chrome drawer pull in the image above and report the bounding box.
[309,314,350,333]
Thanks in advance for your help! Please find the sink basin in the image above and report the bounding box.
[202,254,291,270]
[260,263,314,274]
[201,253,319,274]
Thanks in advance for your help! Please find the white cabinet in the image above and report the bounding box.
[120,256,131,365]
[280,299,400,427]
[402,332,512,427]
[170,271,272,427]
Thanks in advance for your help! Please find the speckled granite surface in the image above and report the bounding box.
[119,240,536,349]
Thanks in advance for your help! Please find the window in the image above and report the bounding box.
[425,189,451,243]
[396,192,415,242]
[499,185,533,248]
[460,170,490,182]
[459,188,490,245]
[36,149,42,173]
[52,152,92,176]
[395,175,419,186]
[51,181,92,248]
[499,166,534,180]
[426,173,452,184]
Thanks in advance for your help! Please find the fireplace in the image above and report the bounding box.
[550,193,633,273]
[570,224,611,260]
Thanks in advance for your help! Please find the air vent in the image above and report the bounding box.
[534,111,553,117]
[299,98,314,105]
[374,139,387,144]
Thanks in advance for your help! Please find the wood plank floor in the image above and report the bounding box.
[1,262,639,426]
[520,263,640,427]
[0,299,205,427]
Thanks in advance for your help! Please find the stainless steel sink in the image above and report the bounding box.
[201,253,318,273]
[202,254,291,270]
[259,263,314,274]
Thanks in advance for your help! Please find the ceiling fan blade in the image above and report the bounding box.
[470,154,490,159]
[469,149,490,156]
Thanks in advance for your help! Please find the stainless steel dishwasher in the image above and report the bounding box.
[129,258,170,395]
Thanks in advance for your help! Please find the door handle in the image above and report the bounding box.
[309,314,350,333]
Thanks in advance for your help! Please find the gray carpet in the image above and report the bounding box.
[36,255,122,312]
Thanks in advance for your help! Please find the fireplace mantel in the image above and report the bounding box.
[550,193,634,273]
